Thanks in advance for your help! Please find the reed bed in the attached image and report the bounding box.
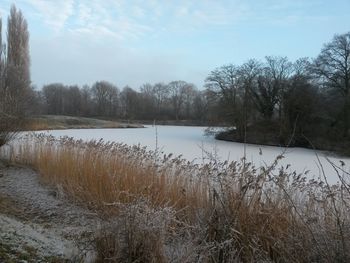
[3,134,206,214]
[1,133,350,262]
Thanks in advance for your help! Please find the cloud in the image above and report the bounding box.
[132,5,145,18]
[19,0,317,41]
[4,0,339,38]
[25,0,74,32]
[248,0,332,26]
[67,1,153,40]
[75,1,244,38]
[76,2,92,26]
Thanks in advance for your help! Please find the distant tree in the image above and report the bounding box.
[193,90,209,122]
[30,89,46,115]
[140,83,156,119]
[248,57,291,122]
[92,81,119,117]
[80,85,93,116]
[153,82,170,119]
[313,32,350,137]
[183,84,197,119]
[168,80,188,120]
[205,64,240,112]
[237,59,262,136]
[264,56,292,122]
[65,86,82,115]
[138,82,173,120]
[283,58,318,144]
[205,64,246,136]
[42,83,66,115]
[120,86,139,119]
[205,57,317,143]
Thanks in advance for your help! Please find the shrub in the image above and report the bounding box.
[0,113,23,147]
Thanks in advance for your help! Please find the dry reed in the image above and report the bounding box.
[1,133,349,262]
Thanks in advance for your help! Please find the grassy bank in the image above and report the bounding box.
[1,134,350,262]
[216,125,350,157]
[25,115,144,131]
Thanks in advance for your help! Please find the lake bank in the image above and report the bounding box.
[215,127,350,157]
[25,115,144,131]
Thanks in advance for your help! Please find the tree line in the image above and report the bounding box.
[205,32,350,151]
[32,81,212,124]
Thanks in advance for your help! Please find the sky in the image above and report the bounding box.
[0,0,349,90]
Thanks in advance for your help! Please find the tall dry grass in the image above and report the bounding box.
[3,134,207,217]
[1,133,350,262]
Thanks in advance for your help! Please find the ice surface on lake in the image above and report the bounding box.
[38,125,350,185]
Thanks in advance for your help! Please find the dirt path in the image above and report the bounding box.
[0,162,101,262]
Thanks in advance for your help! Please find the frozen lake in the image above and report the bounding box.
[38,125,350,185]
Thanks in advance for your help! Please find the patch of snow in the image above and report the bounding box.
[0,214,76,258]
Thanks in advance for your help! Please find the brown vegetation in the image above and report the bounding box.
[1,134,349,262]
[24,115,144,131]
[0,114,23,147]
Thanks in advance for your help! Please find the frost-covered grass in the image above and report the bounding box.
[2,133,350,262]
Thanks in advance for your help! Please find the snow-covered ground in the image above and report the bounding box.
[36,125,350,185]
[0,165,99,262]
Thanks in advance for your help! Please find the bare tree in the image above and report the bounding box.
[153,82,170,119]
[237,59,262,135]
[264,56,293,121]
[205,64,245,134]
[65,86,82,116]
[140,83,156,119]
[248,57,292,121]
[168,80,188,120]
[205,64,240,110]
[80,85,93,116]
[313,32,350,137]
[183,84,197,119]
[193,90,209,122]
[283,58,317,144]
[92,81,119,117]
[120,86,139,119]
[42,83,66,114]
